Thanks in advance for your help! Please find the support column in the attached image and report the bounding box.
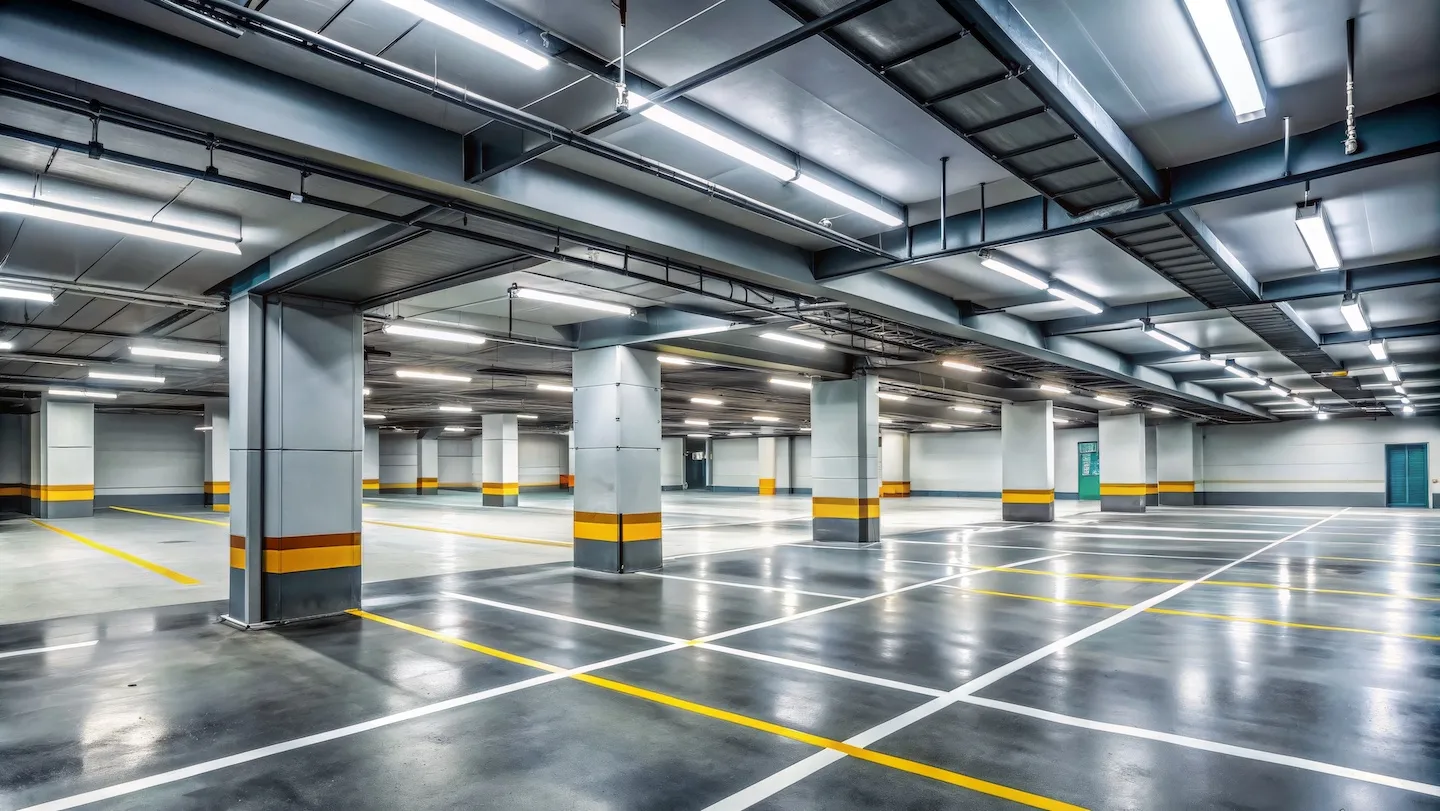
[1099,411,1147,513]
[417,430,439,495]
[378,431,418,495]
[1156,422,1199,506]
[362,426,379,496]
[881,429,911,498]
[561,430,574,491]
[758,435,777,495]
[811,374,879,542]
[573,346,661,571]
[481,414,519,506]
[226,295,362,628]
[203,399,230,511]
[774,436,792,494]
[30,395,94,519]
[1001,401,1054,521]
[1145,425,1159,506]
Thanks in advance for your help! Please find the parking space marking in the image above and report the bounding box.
[1317,555,1440,568]
[978,565,1440,603]
[634,571,855,600]
[109,506,227,526]
[878,540,1236,563]
[30,520,201,585]
[701,507,1352,810]
[0,640,99,660]
[361,519,571,548]
[441,592,681,643]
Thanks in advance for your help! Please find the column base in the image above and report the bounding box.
[482,494,518,507]
[813,517,881,543]
[229,565,360,623]
[573,539,662,572]
[204,494,230,508]
[1101,495,1146,512]
[1159,492,1196,506]
[1002,502,1054,522]
[32,500,93,519]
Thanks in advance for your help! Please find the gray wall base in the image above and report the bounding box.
[1002,502,1054,522]
[813,517,881,543]
[32,500,92,519]
[482,494,518,507]
[95,493,204,509]
[573,538,662,572]
[1101,495,1146,513]
[1199,491,1386,507]
[1158,492,1195,506]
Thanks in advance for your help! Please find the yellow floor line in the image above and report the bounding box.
[983,565,1439,603]
[362,519,571,549]
[31,519,201,585]
[348,609,1085,811]
[957,588,1440,642]
[1319,555,1440,568]
[109,506,229,527]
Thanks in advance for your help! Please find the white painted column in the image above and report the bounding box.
[1001,401,1054,521]
[1145,425,1158,506]
[481,414,519,506]
[362,426,379,497]
[564,429,575,492]
[881,429,911,498]
[30,396,94,519]
[203,399,229,510]
[811,374,880,542]
[1156,422,1199,506]
[417,431,439,495]
[1099,411,1147,513]
[469,435,485,493]
[758,435,777,495]
[774,436,792,494]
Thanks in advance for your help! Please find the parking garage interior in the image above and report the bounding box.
[0,0,1438,808]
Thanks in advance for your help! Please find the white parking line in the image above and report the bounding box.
[440,592,680,643]
[633,571,854,600]
[0,640,98,660]
[701,507,1352,810]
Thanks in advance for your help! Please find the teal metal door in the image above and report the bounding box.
[1078,441,1100,501]
[1385,444,1429,507]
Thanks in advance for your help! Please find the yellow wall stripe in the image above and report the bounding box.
[1001,489,1054,504]
[32,484,95,502]
[573,511,663,542]
[1144,483,1158,495]
[1099,483,1147,496]
[759,478,776,495]
[812,497,879,520]
[1158,480,1195,493]
[482,482,520,496]
[203,481,230,495]
[264,545,360,574]
[31,519,200,585]
[348,609,1086,811]
[362,479,380,491]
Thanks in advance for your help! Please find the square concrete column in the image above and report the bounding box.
[378,431,418,495]
[417,430,439,495]
[203,399,229,510]
[481,414,519,506]
[1001,401,1054,521]
[1099,411,1147,512]
[573,346,661,572]
[881,429,911,498]
[1156,422,1199,506]
[1145,425,1159,506]
[758,435,777,495]
[362,426,379,496]
[811,374,880,542]
[774,436,792,494]
[30,396,94,519]
[226,295,363,628]
[561,430,574,492]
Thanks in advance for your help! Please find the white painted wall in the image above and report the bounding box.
[519,433,565,486]
[710,437,759,490]
[661,436,684,489]
[912,427,1098,495]
[792,436,811,492]
[94,413,203,499]
[0,413,27,483]
[438,436,475,487]
[1054,427,1099,495]
[379,432,417,488]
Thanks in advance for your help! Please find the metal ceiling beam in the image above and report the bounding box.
[816,93,1440,279]
[1127,344,1265,365]
[1319,320,1440,345]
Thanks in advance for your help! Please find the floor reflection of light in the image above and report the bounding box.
[1178,666,1210,716]
[81,695,168,770]
[1377,635,1409,670]
[1386,570,1411,598]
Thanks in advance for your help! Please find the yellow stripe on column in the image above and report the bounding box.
[203,481,230,495]
[880,481,910,497]
[1099,483,1148,496]
[482,482,520,496]
[1145,483,1158,495]
[759,478,776,495]
[574,511,662,542]
[1001,489,1054,504]
[362,478,380,492]
[35,484,94,502]
[812,497,879,519]
[1158,480,1195,493]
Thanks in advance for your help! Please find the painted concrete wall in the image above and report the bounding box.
[792,436,811,493]
[661,436,684,490]
[379,431,417,492]
[710,436,759,491]
[0,413,30,511]
[913,427,1098,497]
[519,433,566,487]
[1199,417,1440,507]
[94,413,204,506]
[438,436,475,489]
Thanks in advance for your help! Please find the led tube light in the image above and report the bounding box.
[518,414,539,419]
[131,346,222,363]
[443,426,466,433]
[942,361,982,373]
[926,423,953,429]
[658,355,691,366]
[1048,287,1104,314]
[1382,365,1400,382]
[1149,406,1171,415]
[0,195,242,254]
[377,0,548,69]
[1052,417,1070,424]
[683,419,709,426]
[1267,385,1287,396]
[761,332,826,350]
[1295,201,1341,271]
[88,371,165,384]
[1339,295,1368,331]
[686,433,711,438]
[1180,0,1266,121]
[195,425,213,431]
[1367,340,1387,361]
[0,286,54,303]
[876,392,908,401]
[1094,395,1129,407]
[752,415,781,422]
[728,431,753,436]
[396,370,471,382]
[48,388,117,399]
[1224,364,1252,379]
[690,397,723,405]
[537,383,574,392]
[951,405,986,414]
[1402,405,1415,414]
[1142,325,1191,352]
[381,323,487,345]
[1039,384,1071,394]
[437,405,472,413]
[980,255,1049,290]
[1316,412,1330,420]
[0,341,11,351]
[790,174,904,227]
[511,287,635,316]
[1204,354,1229,367]
[1292,397,1310,407]
[769,377,813,390]
[364,414,386,420]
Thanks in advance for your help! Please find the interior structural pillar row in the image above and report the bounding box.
[30,395,94,519]
[481,414,519,506]
[203,399,229,511]
[811,374,880,542]
[1001,401,1054,521]
[758,435,777,495]
[225,295,363,628]
[572,346,661,572]
[362,426,379,496]
[416,429,440,495]
[881,429,911,498]
[1156,422,1199,506]
[1099,411,1148,513]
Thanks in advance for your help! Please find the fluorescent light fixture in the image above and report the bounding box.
[381,322,486,345]
[690,397,723,406]
[800,427,811,431]
[518,414,539,419]
[951,405,986,414]
[363,388,372,396]
[1295,201,1341,271]
[0,286,54,303]
[1094,395,1129,407]
[0,195,242,254]
[1266,384,1288,396]
[769,377,813,390]
[195,425,213,431]
[1399,396,1411,404]
[980,255,1049,290]
[1339,295,1368,332]
[1204,354,1229,367]
[443,426,466,433]
[629,93,794,181]
[1141,323,1191,352]
[511,287,635,316]
[130,346,222,363]
[926,423,953,429]
[0,341,10,351]
[1149,406,1171,415]
[1224,364,1252,379]
[878,417,894,424]
[536,383,574,393]
[396,369,471,383]
[761,331,826,350]
[752,415,781,422]
[1382,364,1400,382]
[728,431,752,436]
[364,414,386,420]
[1048,287,1104,314]
[1367,340,1387,360]
[1249,376,1269,387]
[1394,385,1406,394]
[437,405,472,413]
[683,419,709,426]
[88,371,165,384]
[877,391,908,401]
[376,0,547,69]
[1402,404,1415,414]
[658,355,691,366]
[942,361,982,373]
[1316,412,1330,420]
[47,388,117,399]
[790,174,904,227]
[1292,397,1310,407]
[1180,0,1266,121]
[1052,417,1070,424]
[686,433,711,438]
[1039,384,1070,394]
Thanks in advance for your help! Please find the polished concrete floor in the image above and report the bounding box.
[1,493,1438,809]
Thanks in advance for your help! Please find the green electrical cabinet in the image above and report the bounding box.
[1385,444,1429,508]
[1078,441,1100,501]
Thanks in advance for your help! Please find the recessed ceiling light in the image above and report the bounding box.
[381,322,487,344]
[761,332,826,350]
[942,360,982,373]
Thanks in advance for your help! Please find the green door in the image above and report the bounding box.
[1385,444,1429,507]
[1078,441,1100,501]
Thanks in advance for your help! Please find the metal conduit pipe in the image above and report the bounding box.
[167,0,900,261]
